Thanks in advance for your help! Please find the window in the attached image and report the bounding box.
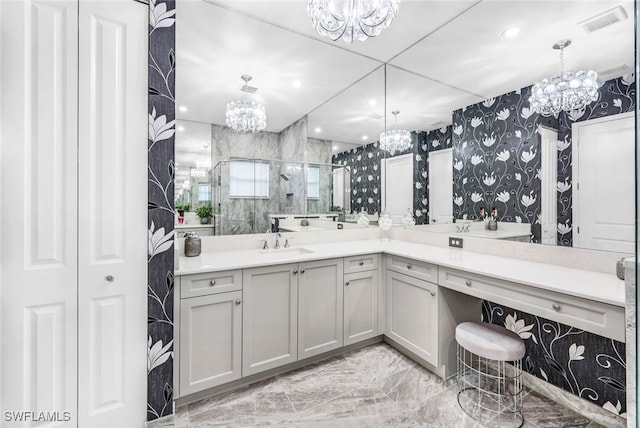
[197,183,211,203]
[307,165,320,199]
[229,160,269,198]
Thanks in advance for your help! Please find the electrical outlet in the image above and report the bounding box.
[449,237,463,248]
[337,223,343,230]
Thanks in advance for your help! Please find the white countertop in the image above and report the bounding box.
[175,224,215,229]
[177,239,625,307]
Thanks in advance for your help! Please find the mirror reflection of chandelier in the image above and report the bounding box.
[225,75,267,133]
[529,39,600,117]
[308,0,399,43]
[196,158,211,170]
[380,110,411,156]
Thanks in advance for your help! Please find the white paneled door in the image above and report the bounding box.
[573,112,635,253]
[0,1,147,427]
[381,154,413,223]
[428,149,453,224]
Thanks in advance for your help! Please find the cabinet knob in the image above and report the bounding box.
[407,264,412,269]
[300,269,306,274]
[430,291,436,297]
[345,281,350,286]
[209,279,216,286]
[359,261,364,266]
[105,275,115,283]
[293,270,298,275]
[552,303,562,312]
[235,299,241,305]
[465,279,472,286]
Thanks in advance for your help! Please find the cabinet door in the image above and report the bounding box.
[243,264,298,376]
[298,259,344,359]
[344,270,379,345]
[180,291,242,396]
[386,271,438,366]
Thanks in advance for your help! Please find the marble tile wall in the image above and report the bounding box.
[624,259,636,427]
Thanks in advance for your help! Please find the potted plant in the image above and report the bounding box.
[176,204,187,217]
[196,204,213,224]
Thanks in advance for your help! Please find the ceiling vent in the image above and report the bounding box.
[368,112,384,120]
[578,6,628,33]
[599,64,630,80]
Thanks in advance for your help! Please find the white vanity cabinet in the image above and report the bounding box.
[386,260,439,366]
[179,290,243,396]
[343,255,380,346]
[298,258,344,359]
[243,264,299,376]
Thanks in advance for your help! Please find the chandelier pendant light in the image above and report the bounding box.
[225,75,267,133]
[380,110,411,156]
[529,39,600,117]
[308,0,399,43]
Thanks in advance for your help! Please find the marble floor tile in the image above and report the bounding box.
[170,343,604,428]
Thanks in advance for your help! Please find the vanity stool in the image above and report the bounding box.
[455,321,526,427]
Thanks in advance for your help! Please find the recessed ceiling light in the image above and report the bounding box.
[501,27,520,39]
[368,99,377,106]
[362,135,368,140]
[292,80,303,88]
[177,126,185,131]
[178,105,188,112]
[332,146,338,151]
[315,127,322,133]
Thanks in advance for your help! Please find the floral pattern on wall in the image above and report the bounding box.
[452,88,558,242]
[148,0,176,421]
[554,75,636,246]
[482,301,626,417]
[333,134,426,216]
[414,127,452,224]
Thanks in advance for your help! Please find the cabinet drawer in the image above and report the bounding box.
[180,270,242,298]
[344,254,379,273]
[386,255,437,283]
[438,268,625,342]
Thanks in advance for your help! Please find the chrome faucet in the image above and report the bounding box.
[274,232,282,249]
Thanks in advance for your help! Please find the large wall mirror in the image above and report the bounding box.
[175,0,635,254]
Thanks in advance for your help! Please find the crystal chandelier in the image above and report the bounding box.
[380,110,411,156]
[529,39,599,117]
[225,75,266,133]
[308,0,399,43]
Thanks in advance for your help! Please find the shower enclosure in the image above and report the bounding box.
[213,159,350,235]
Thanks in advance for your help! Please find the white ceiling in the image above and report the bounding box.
[176,0,634,165]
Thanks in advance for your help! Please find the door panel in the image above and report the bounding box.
[0,0,78,423]
[298,259,344,358]
[573,113,634,253]
[344,271,378,345]
[381,154,413,223]
[428,149,453,224]
[77,1,147,426]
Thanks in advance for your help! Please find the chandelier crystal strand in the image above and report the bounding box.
[380,110,411,156]
[308,0,399,43]
[529,39,600,117]
[225,75,267,133]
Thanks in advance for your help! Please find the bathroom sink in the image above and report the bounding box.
[257,247,314,257]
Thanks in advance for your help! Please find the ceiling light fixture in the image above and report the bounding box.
[308,0,399,43]
[368,98,377,106]
[225,75,267,133]
[292,80,303,88]
[178,105,188,112]
[177,126,185,132]
[529,39,600,117]
[501,26,520,39]
[315,127,322,133]
[380,110,411,156]
[362,135,368,140]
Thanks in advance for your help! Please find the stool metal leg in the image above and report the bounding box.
[456,344,524,428]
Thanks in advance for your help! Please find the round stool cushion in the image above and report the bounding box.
[456,321,526,361]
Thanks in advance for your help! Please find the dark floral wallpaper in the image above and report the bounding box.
[415,127,452,225]
[554,75,636,246]
[451,87,558,243]
[483,301,627,418]
[333,137,415,215]
[147,0,176,421]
